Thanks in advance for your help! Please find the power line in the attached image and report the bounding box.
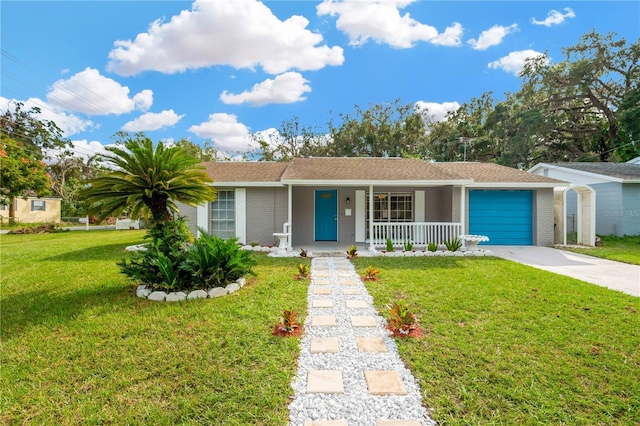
[0,35,164,134]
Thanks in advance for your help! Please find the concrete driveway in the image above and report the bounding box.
[486,246,640,297]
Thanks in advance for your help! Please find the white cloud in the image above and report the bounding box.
[317,0,463,48]
[107,0,344,76]
[431,22,464,47]
[467,24,518,51]
[532,8,576,27]
[69,140,109,161]
[415,101,460,123]
[488,50,547,76]
[0,96,93,136]
[47,68,153,116]
[188,113,254,152]
[220,72,311,106]
[122,110,185,132]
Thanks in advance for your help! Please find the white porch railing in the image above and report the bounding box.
[370,222,462,248]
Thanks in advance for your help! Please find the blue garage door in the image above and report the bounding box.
[469,190,533,245]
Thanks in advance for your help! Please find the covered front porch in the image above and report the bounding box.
[285,183,466,252]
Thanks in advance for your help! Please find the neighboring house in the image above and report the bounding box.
[529,160,640,237]
[0,196,61,223]
[178,158,565,250]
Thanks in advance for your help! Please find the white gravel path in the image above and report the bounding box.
[288,257,437,426]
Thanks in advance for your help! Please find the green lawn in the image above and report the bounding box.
[353,257,640,425]
[561,235,640,265]
[1,231,309,425]
[4,232,639,425]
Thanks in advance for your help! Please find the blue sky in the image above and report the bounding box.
[2,0,639,159]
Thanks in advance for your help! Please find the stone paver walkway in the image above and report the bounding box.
[288,257,435,426]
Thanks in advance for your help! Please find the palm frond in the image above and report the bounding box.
[80,135,215,221]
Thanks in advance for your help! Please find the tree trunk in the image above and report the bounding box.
[8,197,16,225]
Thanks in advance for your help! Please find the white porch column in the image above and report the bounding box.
[196,202,208,237]
[235,188,246,244]
[287,184,293,250]
[459,185,466,237]
[562,190,568,246]
[368,185,375,252]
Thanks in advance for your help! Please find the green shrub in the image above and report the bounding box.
[385,237,394,252]
[146,217,192,255]
[181,231,257,288]
[119,221,256,292]
[427,241,438,252]
[403,240,413,251]
[444,237,462,252]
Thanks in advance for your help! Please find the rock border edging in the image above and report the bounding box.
[136,277,247,302]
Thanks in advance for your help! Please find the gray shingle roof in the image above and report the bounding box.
[201,162,288,182]
[201,158,566,185]
[433,162,566,184]
[281,157,466,181]
[546,162,640,181]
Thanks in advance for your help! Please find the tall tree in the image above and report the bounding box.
[48,153,100,217]
[0,101,69,160]
[174,138,218,162]
[81,133,216,223]
[615,88,640,161]
[249,117,329,161]
[0,102,68,221]
[423,92,495,163]
[327,99,428,157]
[0,135,51,221]
[519,31,640,161]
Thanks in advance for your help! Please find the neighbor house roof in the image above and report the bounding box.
[538,162,640,182]
[202,158,566,187]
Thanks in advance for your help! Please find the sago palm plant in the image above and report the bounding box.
[81,133,216,223]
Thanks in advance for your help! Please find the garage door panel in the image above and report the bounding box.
[469,190,533,245]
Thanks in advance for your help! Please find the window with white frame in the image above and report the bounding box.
[366,192,412,223]
[31,200,46,211]
[210,190,235,238]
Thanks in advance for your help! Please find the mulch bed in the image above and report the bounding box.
[272,325,302,337]
[386,324,425,338]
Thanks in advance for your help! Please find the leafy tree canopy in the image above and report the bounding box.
[0,135,51,218]
[327,98,428,158]
[0,101,70,160]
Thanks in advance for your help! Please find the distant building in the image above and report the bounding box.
[0,196,62,224]
[529,159,640,237]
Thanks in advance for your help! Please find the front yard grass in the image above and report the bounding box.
[1,231,309,425]
[561,234,640,265]
[353,256,640,425]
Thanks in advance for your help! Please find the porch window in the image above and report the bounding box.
[210,190,235,239]
[366,192,413,223]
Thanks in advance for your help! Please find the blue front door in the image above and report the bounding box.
[315,190,338,241]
